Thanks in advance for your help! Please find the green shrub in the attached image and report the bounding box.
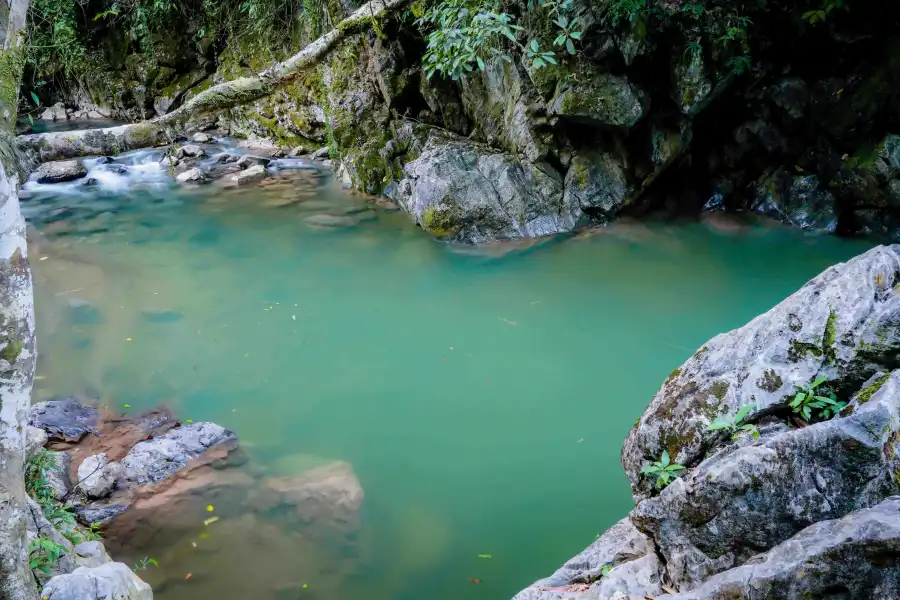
[640,450,685,489]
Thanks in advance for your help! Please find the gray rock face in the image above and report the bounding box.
[76,453,123,499]
[659,496,900,600]
[394,133,567,243]
[26,425,48,459]
[672,51,714,115]
[40,102,69,121]
[563,152,634,221]
[46,451,72,501]
[235,155,270,169]
[192,131,212,143]
[753,169,838,231]
[549,72,646,128]
[175,167,206,183]
[73,504,128,527]
[121,421,236,484]
[311,146,330,161]
[36,160,88,184]
[29,398,99,443]
[632,368,900,589]
[623,244,900,500]
[72,542,111,569]
[513,518,659,599]
[41,562,153,600]
[176,144,206,159]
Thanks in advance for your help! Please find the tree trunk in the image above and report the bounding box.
[0,0,38,598]
[17,0,412,163]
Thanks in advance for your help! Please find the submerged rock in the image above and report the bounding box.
[41,562,153,600]
[36,160,88,184]
[231,164,267,184]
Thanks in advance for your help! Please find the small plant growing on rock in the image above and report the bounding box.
[640,450,685,489]
[133,556,158,572]
[29,537,66,576]
[707,404,759,440]
[791,377,846,421]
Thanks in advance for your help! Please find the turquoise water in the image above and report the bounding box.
[23,148,873,600]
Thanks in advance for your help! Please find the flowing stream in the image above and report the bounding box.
[23,140,873,600]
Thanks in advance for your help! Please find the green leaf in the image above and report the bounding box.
[530,39,539,52]
[544,54,557,65]
[569,30,582,40]
[707,419,730,431]
[734,404,754,424]
[476,56,485,70]
[810,377,827,389]
[29,92,39,107]
[533,57,544,68]
[667,464,685,471]
[790,392,805,408]
[660,450,670,467]
[148,558,158,567]
[566,38,575,54]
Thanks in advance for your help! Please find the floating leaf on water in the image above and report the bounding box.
[185,572,193,580]
[477,554,492,559]
[191,542,197,548]
[198,532,209,540]
[292,315,296,321]
[38,256,48,261]
[302,584,308,589]
[206,505,214,512]
[469,579,482,584]
[203,516,219,526]
[123,404,131,408]
[125,338,133,341]
[186,419,193,423]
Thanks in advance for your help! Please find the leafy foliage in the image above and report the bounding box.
[26,449,99,545]
[133,556,159,571]
[790,377,846,421]
[707,404,759,440]
[418,0,584,79]
[802,0,847,25]
[640,450,685,489]
[29,537,67,576]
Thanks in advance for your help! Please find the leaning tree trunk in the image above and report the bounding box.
[0,0,38,598]
[16,0,412,163]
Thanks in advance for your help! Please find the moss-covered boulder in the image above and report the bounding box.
[752,169,838,232]
[549,68,647,129]
[563,151,635,222]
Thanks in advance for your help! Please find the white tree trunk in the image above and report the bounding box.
[0,0,38,598]
[17,0,412,162]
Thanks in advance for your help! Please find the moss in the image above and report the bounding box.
[789,338,823,362]
[0,47,24,131]
[856,372,892,404]
[756,369,783,393]
[709,380,729,401]
[1,337,22,362]
[823,308,838,362]
[421,205,460,238]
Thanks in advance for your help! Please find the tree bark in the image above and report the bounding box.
[0,0,38,598]
[17,0,412,163]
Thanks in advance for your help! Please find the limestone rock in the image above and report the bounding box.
[192,131,212,143]
[76,453,123,499]
[658,496,900,600]
[29,398,99,443]
[394,132,566,243]
[73,504,129,527]
[549,72,646,128]
[121,422,237,484]
[40,102,68,121]
[72,542,111,569]
[753,169,838,231]
[46,451,72,501]
[672,50,714,115]
[176,144,206,159]
[231,164,267,184]
[237,138,286,157]
[563,152,635,222]
[26,425,48,459]
[623,244,900,501]
[513,518,657,600]
[35,160,88,184]
[235,155,271,169]
[311,146,330,161]
[41,562,153,600]
[175,167,206,183]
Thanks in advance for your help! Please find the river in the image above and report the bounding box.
[21,141,873,600]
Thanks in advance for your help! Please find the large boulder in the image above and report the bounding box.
[549,70,647,128]
[563,151,635,222]
[121,421,237,484]
[752,169,838,232]
[658,496,900,600]
[623,244,900,500]
[35,160,88,184]
[76,453,123,499]
[41,562,153,600]
[394,132,567,243]
[29,398,99,443]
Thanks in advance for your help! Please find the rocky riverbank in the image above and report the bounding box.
[514,243,900,599]
[24,398,365,600]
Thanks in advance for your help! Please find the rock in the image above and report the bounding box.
[40,102,68,121]
[752,169,838,232]
[230,164,267,184]
[303,214,359,229]
[41,562,153,600]
[26,496,78,583]
[72,542,111,569]
[420,75,469,136]
[672,50,714,115]
[658,496,900,600]
[73,504,129,527]
[121,421,237,484]
[289,145,310,156]
[176,144,206,159]
[394,132,566,243]
[35,160,88,184]
[514,518,658,599]
[563,151,635,222]
[623,244,900,500]
[29,398,99,443]
[237,138,286,157]
[102,164,128,175]
[26,425,48,459]
[175,167,207,183]
[256,460,364,536]
[76,453,123,499]
[192,131,212,143]
[235,155,271,169]
[46,451,72,501]
[549,72,647,128]
[311,146,330,161]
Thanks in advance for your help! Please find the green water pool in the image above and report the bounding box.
[23,153,873,600]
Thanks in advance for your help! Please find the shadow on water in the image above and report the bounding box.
[23,143,875,600]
